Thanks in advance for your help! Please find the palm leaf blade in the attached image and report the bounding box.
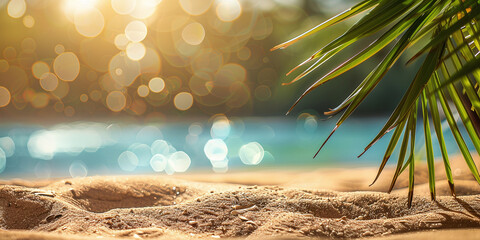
[421,89,436,200]
[270,0,380,51]
[426,79,456,197]
[433,71,480,184]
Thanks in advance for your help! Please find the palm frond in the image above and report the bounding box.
[273,0,480,205]
[426,79,455,196]
[271,0,380,51]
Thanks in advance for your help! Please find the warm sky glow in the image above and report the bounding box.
[64,0,98,13]
[0,0,289,116]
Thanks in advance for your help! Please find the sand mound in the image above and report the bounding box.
[1,155,480,239]
[0,175,479,239]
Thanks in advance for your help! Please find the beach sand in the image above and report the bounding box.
[1,154,479,239]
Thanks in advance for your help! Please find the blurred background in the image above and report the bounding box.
[0,0,448,179]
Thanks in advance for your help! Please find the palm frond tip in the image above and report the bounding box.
[274,0,480,205]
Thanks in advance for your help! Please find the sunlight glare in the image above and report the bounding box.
[64,0,97,13]
[216,0,241,22]
[74,7,105,38]
[111,0,137,15]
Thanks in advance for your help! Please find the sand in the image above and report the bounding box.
[1,154,480,239]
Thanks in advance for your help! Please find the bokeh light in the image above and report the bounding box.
[52,81,70,99]
[182,22,206,45]
[23,15,35,28]
[211,157,228,173]
[216,0,241,22]
[114,34,129,50]
[7,0,26,18]
[111,0,136,15]
[21,37,36,52]
[0,0,292,122]
[189,123,203,136]
[39,73,59,92]
[74,7,105,38]
[109,52,140,87]
[90,90,102,101]
[55,44,65,55]
[204,138,228,161]
[126,42,146,61]
[63,0,99,23]
[129,143,152,166]
[304,115,318,131]
[137,84,149,97]
[125,20,147,42]
[118,151,139,171]
[239,142,264,165]
[149,77,165,93]
[150,154,167,172]
[0,0,435,181]
[80,94,89,102]
[179,0,213,16]
[254,85,272,101]
[0,60,9,72]
[31,93,49,109]
[3,47,16,61]
[174,92,193,111]
[211,116,231,139]
[32,61,50,79]
[0,87,11,107]
[69,161,88,178]
[128,0,159,19]
[54,52,80,82]
[151,140,170,156]
[0,148,6,173]
[64,106,75,117]
[136,125,162,143]
[106,91,126,112]
[27,123,107,160]
[0,137,15,157]
[168,151,191,172]
[237,47,251,60]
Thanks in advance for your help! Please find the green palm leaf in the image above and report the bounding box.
[426,79,455,197]
[271,0,380,51]
[273,0,480,205]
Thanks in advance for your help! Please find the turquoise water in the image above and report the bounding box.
[0,116,464,179]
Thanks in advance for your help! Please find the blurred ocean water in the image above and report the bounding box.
[0,116,464,179]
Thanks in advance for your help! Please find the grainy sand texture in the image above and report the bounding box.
[1,154,479,240]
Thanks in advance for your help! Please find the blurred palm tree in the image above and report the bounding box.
[273,0,480,206]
